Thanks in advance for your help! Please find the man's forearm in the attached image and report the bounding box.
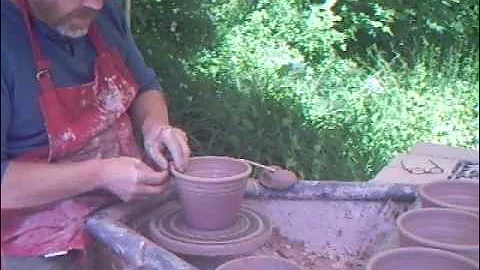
[1,160,102,209]
[130,90,170,131]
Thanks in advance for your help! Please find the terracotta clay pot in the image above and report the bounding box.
[397,208,480,261]
[215,256,302,270]
[419,180,479,214]
[367,247,479,270]
[171,156,252,230]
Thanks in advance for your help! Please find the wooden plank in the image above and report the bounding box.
[409,142,479,162]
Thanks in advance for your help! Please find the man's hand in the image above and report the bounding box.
[129,90,191,171]
[98,157,170,202]
[143,123,191,171]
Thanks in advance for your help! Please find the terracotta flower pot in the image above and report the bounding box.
[397,208,480,261]
[419,180,479,214]
[367,247,479,270]
[171,156,252,230]
[215,256,302,270]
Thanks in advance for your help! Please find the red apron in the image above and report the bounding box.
[1,0,142,257]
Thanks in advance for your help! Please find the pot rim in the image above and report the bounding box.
[366,247,479,270]
[419,180,479,213]
[215,255,301,270]
[396,207,480,251]
[171,156,252,183]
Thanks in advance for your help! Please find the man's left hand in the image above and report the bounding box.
[143,124,191,171]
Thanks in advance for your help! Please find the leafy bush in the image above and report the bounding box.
[334,0,479,62]
[126,0,479,180]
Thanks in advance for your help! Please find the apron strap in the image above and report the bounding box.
[87,24,109,53]
[17,0,53,92]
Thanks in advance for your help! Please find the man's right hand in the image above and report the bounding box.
[97,157,170,202]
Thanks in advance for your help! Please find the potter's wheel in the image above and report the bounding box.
[142,202,272,256]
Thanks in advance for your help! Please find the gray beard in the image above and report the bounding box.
[55,24,89,38]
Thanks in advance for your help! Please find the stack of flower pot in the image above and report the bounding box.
[367,179,479,270]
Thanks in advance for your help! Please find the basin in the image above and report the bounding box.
[87,180,418,270]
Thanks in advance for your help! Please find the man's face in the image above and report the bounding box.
[29,0,104,37]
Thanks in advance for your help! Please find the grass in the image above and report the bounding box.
[163,46,479,181]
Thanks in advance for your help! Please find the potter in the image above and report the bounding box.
[1,0,190,269]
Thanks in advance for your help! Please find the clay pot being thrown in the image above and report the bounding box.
[367,247,479,270]
[397,207,480,261]
[171,156,252,230]
[419,180,479,214]
[215,256,302,270]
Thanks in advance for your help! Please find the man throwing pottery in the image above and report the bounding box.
[1,0,190,269]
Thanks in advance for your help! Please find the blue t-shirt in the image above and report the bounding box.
[1,0,162,179]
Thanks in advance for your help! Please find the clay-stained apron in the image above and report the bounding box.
[1,0,143,260]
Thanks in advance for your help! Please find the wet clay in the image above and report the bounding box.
[419,180,479,214]
[367,247,479,270]
[255,228,361,270]
[259,166,298,191]
[215,256,301,270]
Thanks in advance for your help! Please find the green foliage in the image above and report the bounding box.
[130,0,214,57]
[191,0,346,82]
[334,0,480,62]
[316,48,480,177]
[128,0,479,180]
